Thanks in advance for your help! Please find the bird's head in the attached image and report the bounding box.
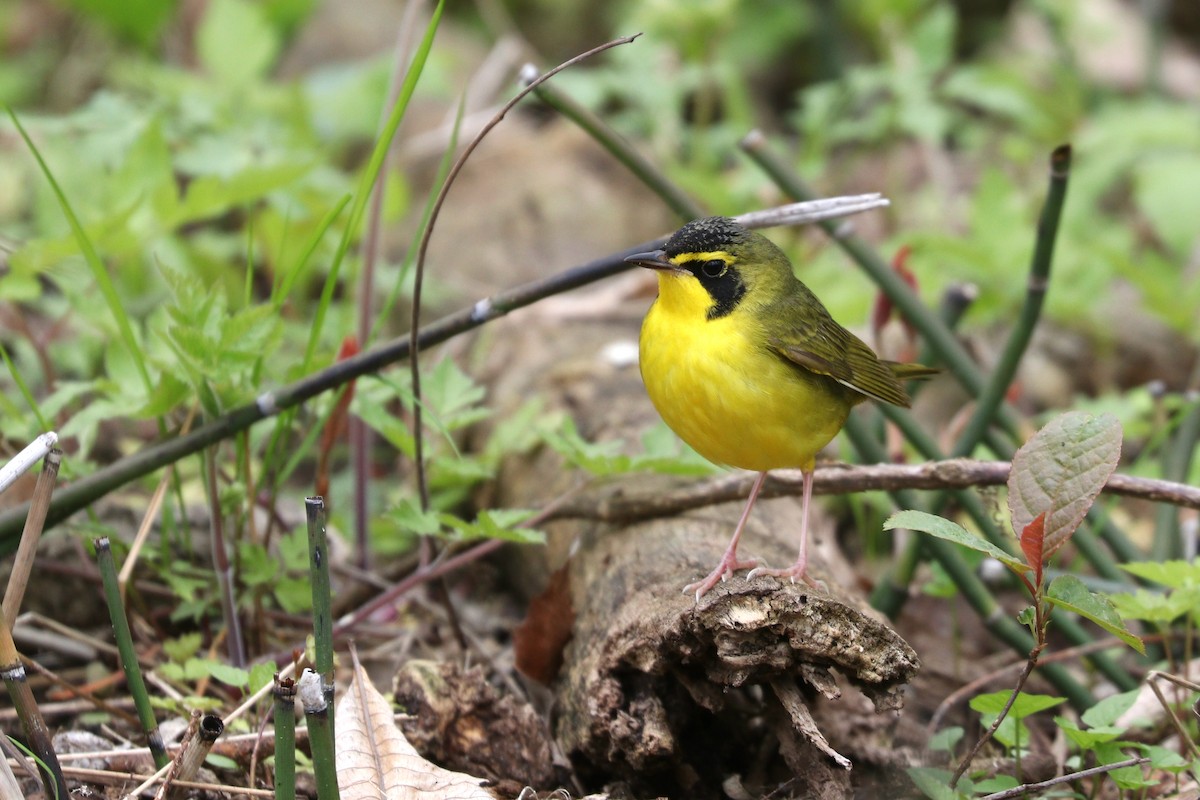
[625,216,792,320]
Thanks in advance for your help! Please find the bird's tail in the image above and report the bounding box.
[886,361,940,381]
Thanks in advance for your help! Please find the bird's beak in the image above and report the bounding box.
[624,249,676,272]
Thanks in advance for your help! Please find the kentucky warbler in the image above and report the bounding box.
[627,216,935,601]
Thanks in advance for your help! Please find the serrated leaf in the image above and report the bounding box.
[1045,575,1145,654]
[387,498,441,536]
[885,510,1024,570]
[1008,412,1122,557]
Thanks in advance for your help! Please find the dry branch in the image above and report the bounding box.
[546,459,1200,526]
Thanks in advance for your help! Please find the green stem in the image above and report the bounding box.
[272,675,297,800]
[299,669,339,800]
[1152,393,1200,560]
[949,146,1070,460]
[843,418,1095,709]
[305,498,335,699]
[872,406,1137,691]
[530,76,704,220]
[94,537,169,768]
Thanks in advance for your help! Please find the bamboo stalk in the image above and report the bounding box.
[94,537,169,768]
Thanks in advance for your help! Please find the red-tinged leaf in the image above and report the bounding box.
[871,246,918,342]
[1008,412,1123,559]
[1020,512,1046,586]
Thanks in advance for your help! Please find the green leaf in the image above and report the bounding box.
[196,0,281,86]
[1133,152,1200,257]
[387,498,441,537]
[1110,586,1200,623]
[1055,716,1122,749]
[248,662,278,695]
[1120,558,1200,589]
[927,727,963,752]
[1045,575,1146,654]
[905,767,971,800]
[1093,741,1152,789]
[273,578,312,614]
[885,510,1024,570]
[162,633,203,664]
[970,691,1066,717]
[971,775,1019,794]
[205,661,250,688]
[970,691,1065,750]
[60,0,176,47]
[1081,689,1140,728]
[440,509,545,545]
[1008,412,1122,557]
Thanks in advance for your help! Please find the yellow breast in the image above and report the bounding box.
[639,273,851,473]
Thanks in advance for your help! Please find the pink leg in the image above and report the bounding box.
[747,469,819,587]
[684,471,767,601]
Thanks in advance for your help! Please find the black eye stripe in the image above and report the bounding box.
[700,260,725,278]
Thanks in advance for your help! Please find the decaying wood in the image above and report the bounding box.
[480,311,922,798]
[392,659,559,795]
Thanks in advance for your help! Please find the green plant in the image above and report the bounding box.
[888,411,1145,794]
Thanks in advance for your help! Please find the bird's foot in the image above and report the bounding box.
[747,560,823,590]
[683,553,759,602]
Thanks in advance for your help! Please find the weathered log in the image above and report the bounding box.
[483,308,920,798]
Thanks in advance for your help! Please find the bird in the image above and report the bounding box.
[627,216,936,601]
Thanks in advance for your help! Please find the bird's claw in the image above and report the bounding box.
[683,554,759,602]
[747,562,823,590]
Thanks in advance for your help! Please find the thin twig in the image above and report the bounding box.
[0,432,57,496]
[546,459,1200,523]
[2,448,60,626]
[980,756,1149,800]
[950,647,1043,787]
[408,34,640,512]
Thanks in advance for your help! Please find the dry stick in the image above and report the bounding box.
[1145,670,1200,762]
[0,632,67,799]
[2,448,60,626]
[0,431,57,496]
[20,654,142,727]
[981,756,1150,800]
[119,403,197,601]
[407,33,640,513]
[162,713,224,800]
[546,460,1200,524]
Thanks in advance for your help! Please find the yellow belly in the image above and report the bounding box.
[639,293,852,473]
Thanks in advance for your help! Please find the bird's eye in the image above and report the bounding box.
[699,260,726,279]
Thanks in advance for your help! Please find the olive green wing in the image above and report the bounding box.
[765,292,918,408]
